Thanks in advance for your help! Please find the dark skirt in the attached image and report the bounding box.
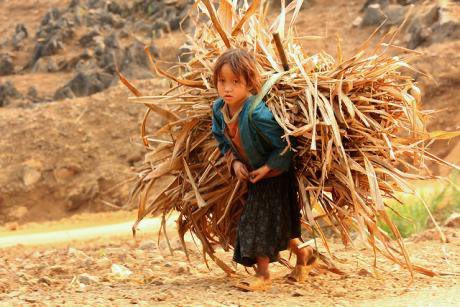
[233,170,302,267]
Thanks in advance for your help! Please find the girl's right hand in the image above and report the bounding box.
[232,160,249,181]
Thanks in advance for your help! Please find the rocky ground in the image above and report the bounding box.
[0,0,459,271]
[0,212,459,306]
[0,0,459,306]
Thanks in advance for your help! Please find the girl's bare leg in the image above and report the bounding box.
[289,238,314,266]
[255,256,271,280]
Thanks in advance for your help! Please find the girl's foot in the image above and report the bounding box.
[236,275,271,291]
[296,245,315,266]
[285,262,316,283]
[286,244,317,283]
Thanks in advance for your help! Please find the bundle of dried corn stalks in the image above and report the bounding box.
[120,0,459,277]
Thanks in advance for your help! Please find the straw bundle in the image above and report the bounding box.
[121,0,459,277]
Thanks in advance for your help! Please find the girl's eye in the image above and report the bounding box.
[233,80,239,84]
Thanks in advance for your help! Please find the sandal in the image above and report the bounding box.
[235,276,271,291]
[286,256,318,283]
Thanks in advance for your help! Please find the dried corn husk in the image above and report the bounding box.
[121,0,459,277]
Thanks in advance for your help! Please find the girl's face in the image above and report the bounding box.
[217,63,252,108]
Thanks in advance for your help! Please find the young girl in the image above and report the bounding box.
[211,48,315,291]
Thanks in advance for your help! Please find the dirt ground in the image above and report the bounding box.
[0,0,459,226]
[1,0,460,305]
[0,212,459,306]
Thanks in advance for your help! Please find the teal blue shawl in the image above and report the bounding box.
[211,96,293,172]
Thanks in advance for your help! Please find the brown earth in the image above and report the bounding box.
[1,0,459,225]
[0,213,459,306]
[0,0,459,304]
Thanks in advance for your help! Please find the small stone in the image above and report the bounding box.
[68,247,89,260]
[0,54,14,76]
[24,297,38,303]
[22,167,41,187]
[176,262,189,274]
[139,240,157,250]
[143,268,155,283]
[83,257,96,266]
[48,265,68,275]
[78,273,99,285]
[38,276,53,285]
[333,288,347,297]
[292,289,307,297]
[352,16,363,27]
[5,222,18,231]
[357,268,372,277]
[53,164,80,181]
[111,264,132,279]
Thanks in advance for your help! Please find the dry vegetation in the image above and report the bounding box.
[120,0,459,278]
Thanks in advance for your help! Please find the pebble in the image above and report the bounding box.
[48,265,68,275]
[292,289,308,297]
[139,240,157,250]
[24,297,39,303]
[78,273,99,285]
[38,276,53,286]
[143,268,155,283]
[111,264,133,279]
[357,268,372,277]
[332,288,347,297]
[68,248,89,260]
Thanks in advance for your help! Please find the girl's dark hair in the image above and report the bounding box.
[212,48,261,94]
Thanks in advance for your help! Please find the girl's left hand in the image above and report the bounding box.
[249,165,271,183]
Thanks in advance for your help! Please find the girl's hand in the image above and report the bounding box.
[249,165,271,183]
[233,160,249,181]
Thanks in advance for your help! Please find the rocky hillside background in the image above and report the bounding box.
[0,0,459,225]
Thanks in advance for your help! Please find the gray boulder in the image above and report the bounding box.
[68,0,80,9]
[53,71,114,100]
[41,8,61,27]
[361,0,389,12]
[31,57,59,73]
[84,9,114,27]
[53,86,75,100]
[119,42,159,79]
[12,24,28,50]
[384,4,408,26]
[104,33,120,49]
[79,30,101,47]
[0,82,21,107]
[108,2,123,15]
[178,44,192,63]
[30,9,75,67]
[406,4,460,49]
[0,54,14,76]
[361,4,386,27]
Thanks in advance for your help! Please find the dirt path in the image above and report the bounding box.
[0,213,459,306]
